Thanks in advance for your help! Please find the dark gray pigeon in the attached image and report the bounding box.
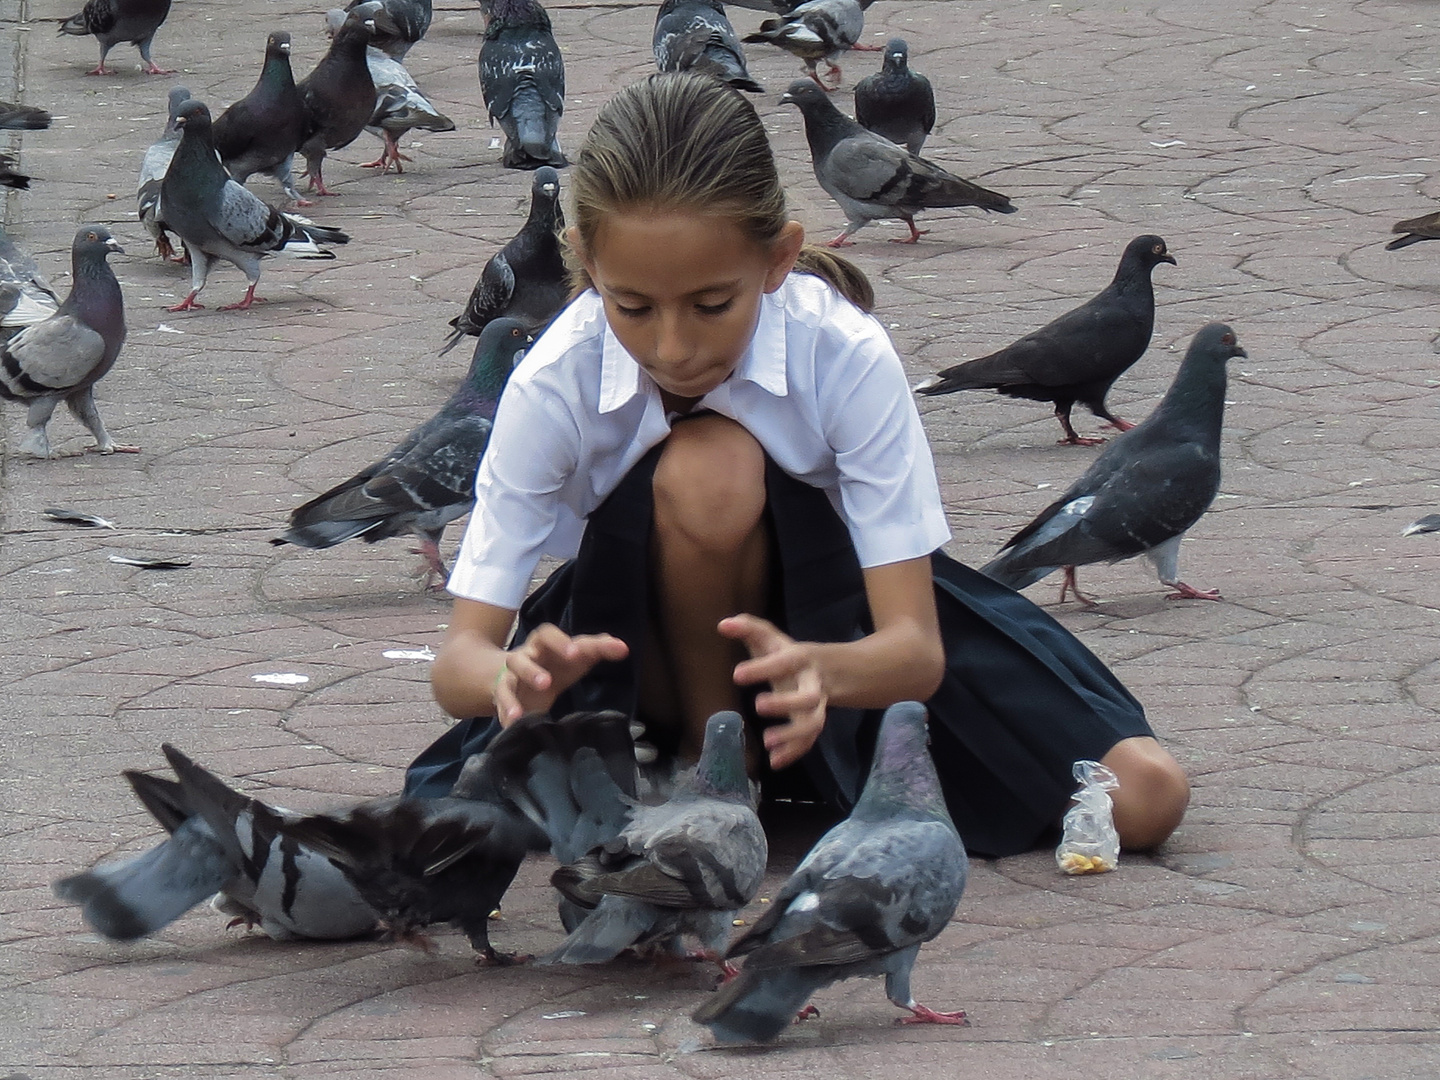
[137,85,191,262]
[272,317,530,581]
[0,102,52,130]
[653,0,762,95]
[52,746,380,942]
[480,0,567,170]
[914,234,1177,445]
[781,79,1014,246]
[347,0,432,60]
[540,711,766,970]
[853,39,933,155]
[212,33,309,206]
[0,226,131,458]
[981,322,1246,605]
[441,168,566,355]
[296,7,381,196]
[160,99,350,312]
[0,154,32,190]
[58,0,174,76]
[1386,211,1440,250]
[1403,514,1440,536]
[692,701,968,1043]
[743,0,880,89]
[0,224,59,342]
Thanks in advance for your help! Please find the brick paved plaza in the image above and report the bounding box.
[2,0,1438,1075]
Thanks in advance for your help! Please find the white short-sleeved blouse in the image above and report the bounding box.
[447,272,951,609]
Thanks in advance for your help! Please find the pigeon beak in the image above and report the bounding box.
[779,91,796,104]
[280,41,290,53]
[364,18,376,29]
[1233,345,1248,359]
[1159,253,1177,265]
[542,183,557,195]
[105,237,125,255]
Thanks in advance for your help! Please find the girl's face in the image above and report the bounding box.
[575,210,804,406]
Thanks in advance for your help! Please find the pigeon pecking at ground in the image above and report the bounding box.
[743,0,881,91]
[692,701,968,1044]
[159,99,350,312]
[440,168,567,355]
[0,225,133,458]
[0,224,59,343]
[1386,211,1440,250]
[296,7,383,196]
[53,745,380,942]
[479,0,568,170]
[211,32,310,206]
[782,79,1014,245]
[346,0,433,60]
[652,0,763,94]
[58,0,175,76]
[540,711,767,972]
[853,38,934,155]
[272,317,531,582]
[136,85,190,262]
[981,322,1246,605]
[914,234,1178,445]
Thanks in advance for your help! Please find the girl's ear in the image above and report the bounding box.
[763,220,806,293]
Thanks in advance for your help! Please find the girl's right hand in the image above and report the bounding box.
[494,623,629,724]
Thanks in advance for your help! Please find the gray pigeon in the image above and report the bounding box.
[540,711,766,970]
[271,317,530,582]
[0,102,52,130]
[1386,211,1440,250]
[137,85,191,262]
[853,39,933,155]
[296,8,382,196]
[480,0,567,170]
[211,33,309,206]
[0,226,131,458]
[692,701,968,1043]
[52,746,380,942]
[346,0,432,60]
[653,0,763,95]
[914,235,1177,445]
[781,79,1014,246]
[441,168,567,355]
[58,0,174,76]
[160,99,350,312]
[0,224,59,342]
[981,322,1246,605]
[742,0,880,90]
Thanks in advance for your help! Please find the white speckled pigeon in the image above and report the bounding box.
[0,223,59,341]
[743,0,880,90]
[441,168,566,355]
[52,745,380,942]
[296,7,381,196]
[692,701,968,1043]
[541,711,766,972]
[914,235,1177,445]
[0,226,131,458]
[272,317,530,581]
[480,0,567,170]
[781,79,1014,246]
[981,322,1246,605]
[653,0,762,94]
[212,33,309,206]
[160,99,350,312]
[853,39,933,155]
[346,0,432,60]
[58,0,174,76]
[137,85,190,262]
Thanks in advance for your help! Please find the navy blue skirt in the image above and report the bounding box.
[406,445,1152,857]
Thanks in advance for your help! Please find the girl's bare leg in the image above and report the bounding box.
[1100,736,1190,850]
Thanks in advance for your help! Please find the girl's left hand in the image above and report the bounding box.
[719,613,827,771]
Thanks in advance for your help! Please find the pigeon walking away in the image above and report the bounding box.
[781,79,1014,246]
[212,33,309,206]
[541,711,766,969]
[653,0,763,95]
[296,7,382,196]
[0,226,133,458]
[743,0,880,90]
[981,322,1246,605]
[853,39,933,155]
[441,168,566,355]
[914,235,1178,445]
[1386,211,1440,250]
[53,746,380,942]
[0,102,51,130]
[137,85,191,262]
[325,6,456,175]
[272,318,530,580]
[480,0,567,170]
[284,711,638,963]
[692,701,968,1043]
[347,0,432,60]
[58,0,175,76]
[160,100,350,312]
[0,224,59,341]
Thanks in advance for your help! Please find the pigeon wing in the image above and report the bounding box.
[3,314,106,391]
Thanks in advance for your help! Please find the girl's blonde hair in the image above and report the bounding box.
[567,72,874,312]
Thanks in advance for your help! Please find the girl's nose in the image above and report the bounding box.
[653,310,692,365]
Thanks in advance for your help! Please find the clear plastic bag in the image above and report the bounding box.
[1056,760,1120,874]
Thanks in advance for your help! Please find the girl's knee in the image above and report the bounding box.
[1102,738,1190,851]
[653,417,766,547]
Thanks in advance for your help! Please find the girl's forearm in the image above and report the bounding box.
[810,617,945,710]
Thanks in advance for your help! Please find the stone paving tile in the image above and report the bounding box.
[4,0,1440,1075]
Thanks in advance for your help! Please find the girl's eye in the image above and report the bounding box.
[696,300,733,316]
[615,303,650,318]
